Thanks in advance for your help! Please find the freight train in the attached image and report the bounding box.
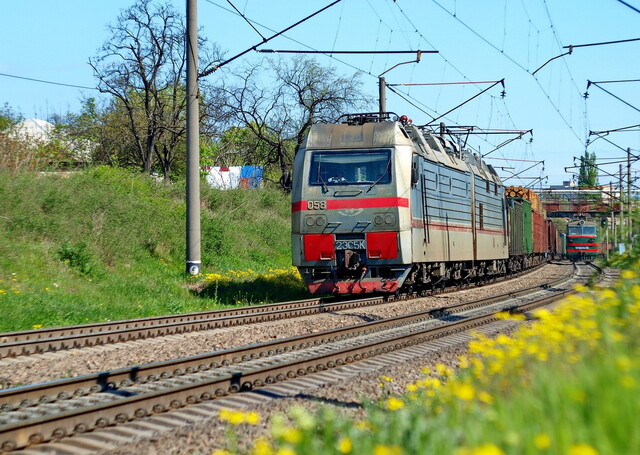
[565,218,599,261]
[291,113,560,295]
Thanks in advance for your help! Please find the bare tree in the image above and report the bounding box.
[88,0,220,180]
[276,56,369,153]
[212,56,370,188]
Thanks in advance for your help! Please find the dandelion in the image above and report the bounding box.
[212,450,232,455]
[32,324,43,330]
[534,433,551,450]
[251,437,274,455]
[472,443,505,455]
[620,375,636,388]
[386,397,404,411]
[219,409,246,425]
[275,448,296,455]
[281,427,302,444]
[354,420,372,431]
[452,382,475,401]
[620,270,636,279]
[478,391,493,404]
[337,437,352,454]
[406,383,419,392]
[568,443,598,455]
[246,411,261,425]
[435,363,453,377]
[373,445,403,455]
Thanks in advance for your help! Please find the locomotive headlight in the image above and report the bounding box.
[374,213,396,226]
[305,215,327,227]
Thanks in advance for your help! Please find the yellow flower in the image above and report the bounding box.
[246,411,261,425]
[281,427,302,444]
[219,409,245,425]
[620,375,636,388]
[212,450,232,455]
[452,382,475,401]
[435,363,453,377]
[275,448,296,455]
[406,383,419,392]
[620,270,636,279]
[380,375,394,382]
[478,391,493,404]
[354,420,372,431]
[386,397,404,411]
[472,444,505,455]
[534,433,551,450]
[337,437,352,454]
[251,438,274,455]
[568,444,598,455]
[615,356,632,372]
[32,324,43,330]
[373,445,403,455]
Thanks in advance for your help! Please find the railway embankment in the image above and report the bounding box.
[0,168,305,333]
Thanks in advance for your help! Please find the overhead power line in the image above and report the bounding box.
[199,0,344,77]
[585,80,640,114]
[225,0,266,41]
[256,50,436,55]
[0,72,97,91]
[616,0,640,14]
[563,37,640,49]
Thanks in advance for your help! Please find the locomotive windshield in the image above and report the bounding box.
[309,149,392,186]
[568,225,597,236]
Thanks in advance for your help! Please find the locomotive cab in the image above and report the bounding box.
[292,114,414,294]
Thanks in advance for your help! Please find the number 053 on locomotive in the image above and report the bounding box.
[291,113,525,295]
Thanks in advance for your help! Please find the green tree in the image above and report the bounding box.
[577,150,598,189]
[0,103,22,132]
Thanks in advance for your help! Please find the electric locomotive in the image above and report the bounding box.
[291,113,509,294]
[565,218,599,261]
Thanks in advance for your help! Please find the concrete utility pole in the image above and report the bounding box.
[185,0,201,275]
[620,164,624,244]
[628,148,633,244]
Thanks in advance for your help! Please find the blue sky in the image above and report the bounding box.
[1,0,639,186]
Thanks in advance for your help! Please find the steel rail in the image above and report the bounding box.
[0,263,551,359]
[0,264,590,451]
[0,264,577,410]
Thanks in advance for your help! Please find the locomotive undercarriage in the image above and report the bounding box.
[403,259,508,292]
[301,247,550,295]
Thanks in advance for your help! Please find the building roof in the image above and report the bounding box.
[12,118,54,143]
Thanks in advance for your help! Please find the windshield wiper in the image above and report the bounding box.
[366,160,391,193]
[318,175,329,193]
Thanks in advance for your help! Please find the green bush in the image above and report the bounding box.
[57,241,96,276]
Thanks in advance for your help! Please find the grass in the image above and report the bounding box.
[0,167,308,332]
[215,252,640,455]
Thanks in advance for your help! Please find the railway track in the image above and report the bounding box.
[0,263,553,360]
[0,262,599,452]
